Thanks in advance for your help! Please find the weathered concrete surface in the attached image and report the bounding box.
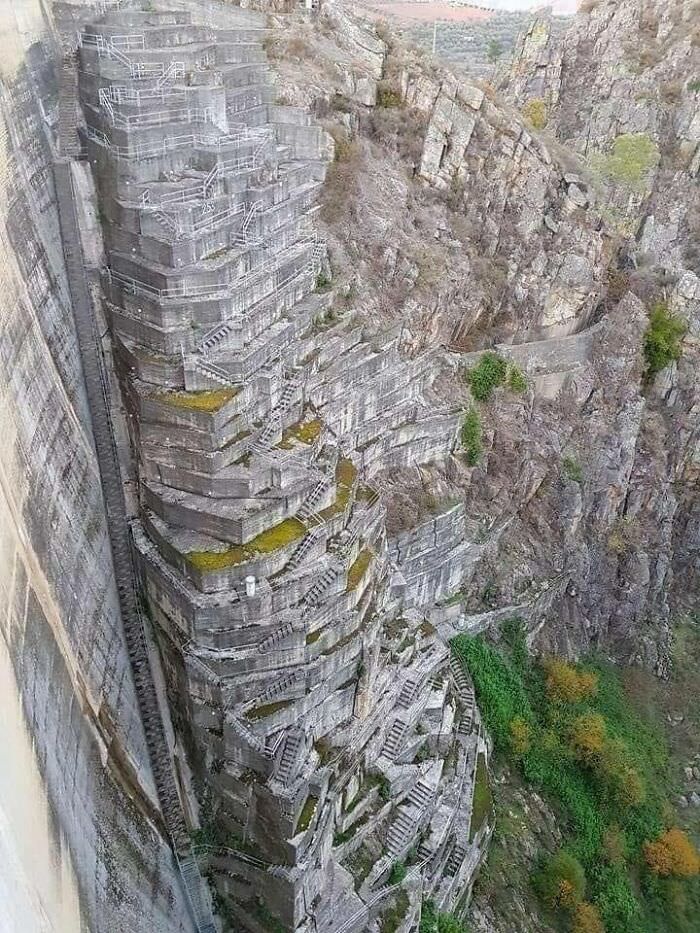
[0,3,194,930]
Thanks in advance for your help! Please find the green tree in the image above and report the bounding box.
[487,38,503,65]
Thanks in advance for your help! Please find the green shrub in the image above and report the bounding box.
[419,898,438,933]
[389,860,407,884]
[451,632,676,933]
[643,303,686,380]
[592,133,659,189]
[467,352,508,401]
[522,98,548,130]
[534,849,586,908]
[506,365,527,394]
[315,270,331,291]
[461,408,482,466]
[562,456,584,485]
[687,79,700,93]
[437,915,467,933]
[377,83,403,108]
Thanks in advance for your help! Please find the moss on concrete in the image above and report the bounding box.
[244,699,293,721]
[279,417,323,448]
[187,517,306,571]
[470,752,493,841]
[156,387,239,412]
[294,795,318,835]
[319,458,358,520]
[346,547,373,592]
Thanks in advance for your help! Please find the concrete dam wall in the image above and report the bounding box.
[0,2,194,930]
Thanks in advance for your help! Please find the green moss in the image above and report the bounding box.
[643,303,686,380]
[187,517,305,572]
[279,417,323,448]
[592,133,660,189]
[688,79,700,94]
[155,387,238,412]
[318,458,358,520]
[470,752,493,841]
[461,407,482,466]
[346,547,373,592]
[306,628,323,645]
[244,699,293,721]
[522,98,547,130]
[294,796,318,835]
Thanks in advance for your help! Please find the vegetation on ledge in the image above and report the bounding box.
[461,407,482,466]
[294,795,318,835]
[279,417,323,448]
[244,699,293,722]
[470,752,493,842]
[186,517,306,572]
[155,387,238,412]
[346,547,373,592]
[643,303,686,380]
[453,622,700,933]
[318,457,358,520]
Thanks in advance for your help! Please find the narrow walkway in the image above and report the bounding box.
[53,158,216,933]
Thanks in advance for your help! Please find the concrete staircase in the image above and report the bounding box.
[276,730,303,784]
[381,719,407,762]
[451,656,476,736]
[385,808,416,859]
[397,674,421,710]
[257,620,295,653]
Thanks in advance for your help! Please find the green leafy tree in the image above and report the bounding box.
[487,38,503,65]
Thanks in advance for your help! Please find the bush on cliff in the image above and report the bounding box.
[643,303,686,380]
[451,624,700,933]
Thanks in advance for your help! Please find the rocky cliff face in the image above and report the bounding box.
[271,0,699,671]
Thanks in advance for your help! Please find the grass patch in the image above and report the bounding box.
[377,82,403,108]
[380,890,410,933]
[461,407,482,466]
[470,752,493,841]
[244,699,293,722]
[346,547,373,592]
[507,365,527,394]
[279,417,323,448]
[187,517,305,571]
[155,387,238,412]
[643,303,686,381]
[294,796,318,835]
[452,624,700,933]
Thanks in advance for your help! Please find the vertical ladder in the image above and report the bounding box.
[53,159,216,933]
